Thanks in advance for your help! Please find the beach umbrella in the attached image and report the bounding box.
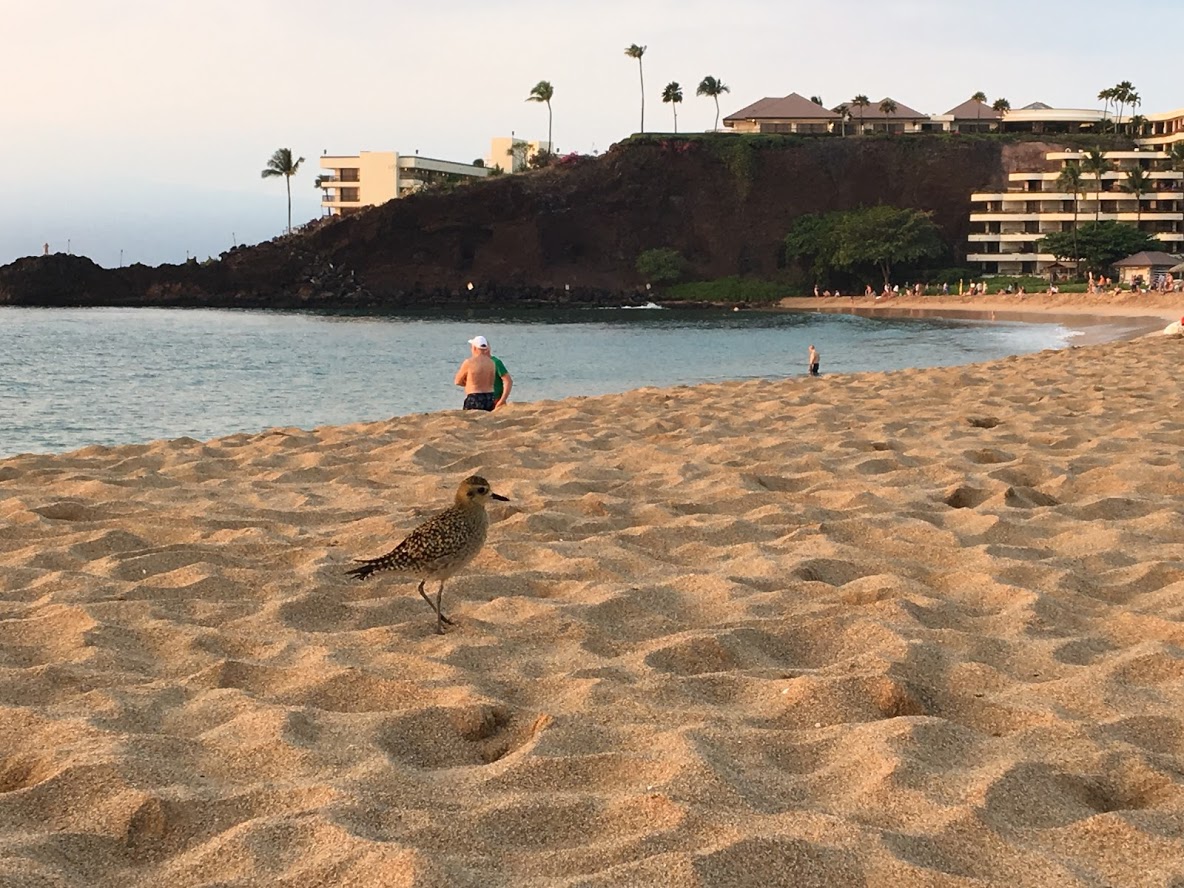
[1170,261,1184,273]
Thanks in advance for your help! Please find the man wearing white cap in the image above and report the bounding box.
[454,335,512,411]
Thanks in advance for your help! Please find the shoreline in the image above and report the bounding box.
[775,292,1183,344]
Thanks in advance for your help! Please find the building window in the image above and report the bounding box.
[339,169,360,183]
[340,188,359,202]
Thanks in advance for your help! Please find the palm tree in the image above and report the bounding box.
[661,81,683,133]
[527,80,555,152]
[1057,161,1086,271]
[1097,86,1116,131]
[1128,113,1147,137]
[851,95,870,134]
[1120,166,1152,226]
[624,44,646,133]
[836,103,850,137]
[1082,148,1112,223]
[260,148,304,234]
[992,97,1011,113]
[1114,81,1136,131]
[1169,143,1184,175]
[879,98,897,132]
[1125,92,1142,134]
[697,76,730,131]
[971,90,987,130]
[809,95,823,106]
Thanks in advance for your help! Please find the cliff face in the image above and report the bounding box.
[0,137,1060,308]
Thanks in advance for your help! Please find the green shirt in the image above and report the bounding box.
[492,356,509,400]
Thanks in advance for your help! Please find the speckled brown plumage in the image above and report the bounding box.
[347,475,509,633]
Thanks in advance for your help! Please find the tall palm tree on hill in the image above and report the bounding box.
[624,44,647,132]
[661,81,683,133]
[1082,148,1113,224]
[1056,161,1086,271]
[1120,165,1152,226]
[1113,81,1136,131]
[971,90,987,129]
[697,76,730,131]
[1097,86,1116,130]
[879,98,897,132]
[850,94,870,134]
[260,148,304,234]
[1124,91,1141,133]
[527,80,555,153]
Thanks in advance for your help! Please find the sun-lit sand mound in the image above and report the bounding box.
[2,335,1184,886]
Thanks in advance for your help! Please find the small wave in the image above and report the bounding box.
[619,301,665,310]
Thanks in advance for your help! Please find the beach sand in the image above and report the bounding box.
[2,313,1184,886]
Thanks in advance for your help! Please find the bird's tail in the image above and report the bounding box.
[345,552,403,581]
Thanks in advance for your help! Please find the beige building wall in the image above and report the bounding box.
[319,151,490,215]
[319,151,398,216]
[486,137,552,173]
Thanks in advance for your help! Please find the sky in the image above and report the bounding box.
[3,0,1179,269]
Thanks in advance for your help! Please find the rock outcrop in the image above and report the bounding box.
[0,136,1093,308]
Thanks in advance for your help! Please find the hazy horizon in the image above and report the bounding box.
[4,0,1179,268]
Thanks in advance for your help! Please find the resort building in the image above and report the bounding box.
[318,151,490,216]
[486,137,553,173]
[1139,108,1184,148]
[723,93,839,134]
[841,98,930,135]
[722,93,932,135]
[966,149,1184,275]
[1112,251,1182,286]
[939,98,1002,133]
[720,90,1184,146]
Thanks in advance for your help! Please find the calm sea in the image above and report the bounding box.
[0,305,1075,457]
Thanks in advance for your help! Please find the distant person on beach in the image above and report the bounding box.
[808,344,820,377]
[454,335,512,411]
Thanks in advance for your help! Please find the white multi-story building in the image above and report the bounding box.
[967,149,1184,275]
[318,151,490,216]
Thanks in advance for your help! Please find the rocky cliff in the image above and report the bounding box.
[0,136,1084,308]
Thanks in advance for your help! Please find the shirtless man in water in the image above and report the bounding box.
[454,335,512,411]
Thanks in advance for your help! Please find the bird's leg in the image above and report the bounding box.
[436,581,455,631]
[419,580,453,632]
[417,580,435,615]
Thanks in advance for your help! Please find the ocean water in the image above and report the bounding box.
[0,305,1074,457]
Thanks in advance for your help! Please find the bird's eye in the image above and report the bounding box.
[477,487,488,495]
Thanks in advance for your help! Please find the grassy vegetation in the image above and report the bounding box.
[977,275,1090,293]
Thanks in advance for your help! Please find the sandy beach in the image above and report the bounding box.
[2,301,1184,886]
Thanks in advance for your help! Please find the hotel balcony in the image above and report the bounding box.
[965,252,1057,264]
[967,233,1050,242]
[970,213,1077,223]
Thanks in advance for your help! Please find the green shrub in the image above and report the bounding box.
[636,248,688,283]
[664,276,788,303]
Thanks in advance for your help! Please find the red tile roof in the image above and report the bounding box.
[944,98,1002,119]
[724,92,840,123]
[852,98,928,120]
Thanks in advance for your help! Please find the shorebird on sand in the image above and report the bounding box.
[346,475,510,633]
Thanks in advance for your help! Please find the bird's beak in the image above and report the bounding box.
[491,493,510,502]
